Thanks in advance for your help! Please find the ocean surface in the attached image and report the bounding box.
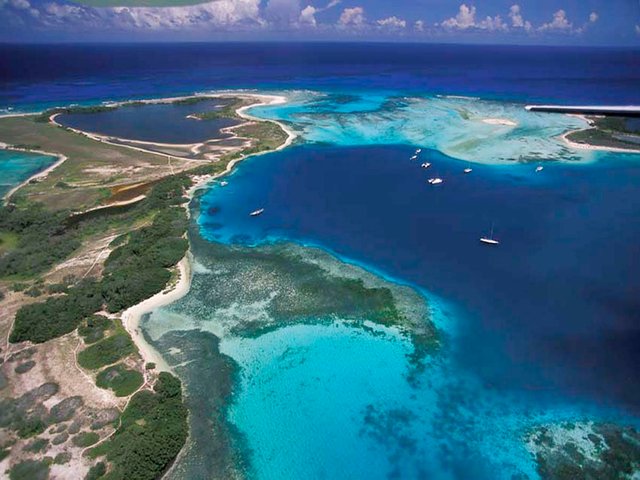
[2,43,640,479]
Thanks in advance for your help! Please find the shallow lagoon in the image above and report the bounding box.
[0,149,57,198]
[58,98,239,144]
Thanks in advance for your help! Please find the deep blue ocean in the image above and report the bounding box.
[2,43,640,479]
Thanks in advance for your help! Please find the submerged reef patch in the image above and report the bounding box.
[527,422,640,479]
[145,220,438,359]
[256,92,590,164]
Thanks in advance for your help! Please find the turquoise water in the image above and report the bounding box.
[180,92,640,479]
[0,149,57,198]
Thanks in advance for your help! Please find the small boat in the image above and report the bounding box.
[220,181,228,187]
[421,162,432,168]
[249,208,264,217]
[464,168,473,174]
[480,223,499,245]
[410,155,418,160]
[427,178,443,185]
[535,166,544,172]
[416,148,422,153]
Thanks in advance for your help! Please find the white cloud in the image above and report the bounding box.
[589,12,598,23]
[508,4,531,31]
[539,9,572,31]
[376,16,405,29]
[42,0,265,30]
[440,3,476,29]
[298,5,316,26]
[298,0,340,27]
[440,4,506,31]
[636,24,640,35]
[338,6,364,27]
[414,19,424,32]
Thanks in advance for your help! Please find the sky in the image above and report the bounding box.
[1,0,639,45]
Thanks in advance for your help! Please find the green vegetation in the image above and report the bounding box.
[34,105,116,123]
[10,279,103,343]
[0,448,10,462]
[96,364,144,397]
[78,315,113,344]
[16,417,47,439]
[85,462,107,480]
[9,459,49,480]
[0,205,81,279]
[90,373,188,480]
[0,231,18,255]
[234,120,289,156]
[25,437,49,453]
[191,97,249,120]
[77,331,135,370]
[101,204,188,313]
[8,175,190,344]
[72,431,100,447]
[567,116,640,151]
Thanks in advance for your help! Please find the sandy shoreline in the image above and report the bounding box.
[560,129,640,154]
[118,93,296,371]
[120,255,191,372]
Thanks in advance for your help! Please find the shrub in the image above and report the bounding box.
[10,280,102,343]
[77,332,135,370]
[89,373,187,480]
[9,459,49,480]
[78,315,112,344]
[96,364,144,397]
[73,431,100,448]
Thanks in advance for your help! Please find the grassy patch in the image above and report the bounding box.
[234,120,289,156]
[89,373,187,480]
[73,431,100,447]
[78,315,113,344]
[96,364,144,397]
[78,330,135,370]
[0,231,18,256]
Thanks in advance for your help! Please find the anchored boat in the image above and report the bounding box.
[250,208,265,217]
[480,224,499,245]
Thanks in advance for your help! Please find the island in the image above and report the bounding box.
[0,93,292,479]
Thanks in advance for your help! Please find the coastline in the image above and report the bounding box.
[1,89,296,380]
[560,128,640,154]
[118,92,296,373]
[0,143,68,205]
[120,254,192,373]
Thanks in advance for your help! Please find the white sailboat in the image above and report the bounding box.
[480,223,499,245]
[427,177,443,185]
[249,208,265,217]
[416,148,422,153]
[421,162,432,169]
[220,181,228,187]
[535,165,544,172]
